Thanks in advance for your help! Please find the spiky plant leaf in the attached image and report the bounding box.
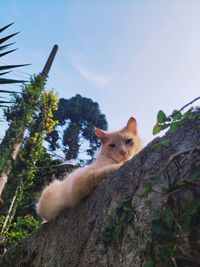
[0,23,14,33]
[0,78,26,84]
[0,64,29,72]
[0,43,15,51]
[0,49,18,58]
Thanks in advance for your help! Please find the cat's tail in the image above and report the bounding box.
[36,179,66,221]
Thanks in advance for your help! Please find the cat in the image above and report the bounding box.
[36,117,141,221]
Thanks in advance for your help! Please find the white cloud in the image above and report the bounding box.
[74,64,109,87]
[67,51,111,88]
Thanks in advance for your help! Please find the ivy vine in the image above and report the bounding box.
[0,77,59,246]
[102,196,135,245]
[142,149,200,267]
[153,96,200,135]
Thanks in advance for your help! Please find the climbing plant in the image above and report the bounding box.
[153,96,200,135]
[0,89,58,246]
[0,75,45,196]
[142,149,200,266]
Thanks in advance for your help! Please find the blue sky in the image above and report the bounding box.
[1,1,200,145]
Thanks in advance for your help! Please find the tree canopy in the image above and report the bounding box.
[46,94,108,163]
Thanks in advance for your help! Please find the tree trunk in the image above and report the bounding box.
[0,113,200,267]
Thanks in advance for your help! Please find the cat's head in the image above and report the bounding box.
[95,117,141,163]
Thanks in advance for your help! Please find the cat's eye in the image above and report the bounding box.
[125,138,133,145]
[109,143,116,148]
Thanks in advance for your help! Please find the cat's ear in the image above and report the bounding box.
[125,117,137,135]
[95,128,107,143]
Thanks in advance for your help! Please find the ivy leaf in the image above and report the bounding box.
[126,210,135,223]
[152,139,170,149]
[143,259,154,267]
[112,223,123,242]
[152,223,168,236]
[171,110,182,121]
[148,210,161,222]
[184,198,200,214]
[157,110,167,123]
[187,166,200,181]
[102,233,112,243]
[145,241,153,257]
[179,213,192,231]
[123,204,132,212]
[153,124,162,135]
[183,107,194,120]
[180,198,200,231]
[164,209,174,229]
[169,122,179,133]
[141,185,152,197]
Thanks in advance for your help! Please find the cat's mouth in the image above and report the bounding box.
[113,156,128,164]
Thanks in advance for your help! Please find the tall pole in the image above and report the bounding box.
[41,44,58,80]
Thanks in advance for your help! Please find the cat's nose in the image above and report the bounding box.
[119,149,126,156]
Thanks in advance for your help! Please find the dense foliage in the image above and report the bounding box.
[46,94,108,163]
[0,75,59,248]
[153,97,200,135]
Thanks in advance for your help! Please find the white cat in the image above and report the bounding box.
[36,117,141,221]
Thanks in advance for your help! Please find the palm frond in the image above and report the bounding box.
[0,89,20,94]
[0,71,10,76]
[0,23,29,86]
[0,49,18,58]
[0,43,15,51]
[0,100,12,104]
[0,32,19,46]
[0,78,26,84]
[0,64,29,71]
[0,23,14,33]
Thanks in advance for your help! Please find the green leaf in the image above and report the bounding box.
[143,259,154,267]
[148,210,161,222]
[161,186,170,193]
[123,205,132,212]
[187,166,200,181]
[112,223,123,242]
[152,223,168,236]
[184,198,200,214]
[171,110,182,121]
[164,209,174,229]
[152,139,170,149]
[179,213,192,231]
[141,185,152,197]
[126,210,134,222]
[183,107,194,120]
[169,122,180,133]
[180,198,200,231]
[157,110,167,123]
[145,241,153,257]
[102,233,112,243]
[153,124,162,135]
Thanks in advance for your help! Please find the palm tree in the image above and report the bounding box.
[0,23,28,108]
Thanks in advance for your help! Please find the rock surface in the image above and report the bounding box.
[0,113,200,267]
